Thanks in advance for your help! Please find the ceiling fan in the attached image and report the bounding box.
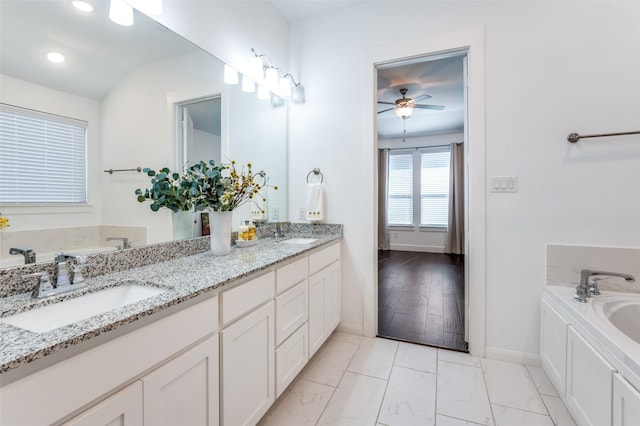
[377,87,444,119]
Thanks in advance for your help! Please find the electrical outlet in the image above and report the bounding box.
[271,207,280,220]
[298,207,306,221]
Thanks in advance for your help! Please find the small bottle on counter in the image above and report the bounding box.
[248,220,256,241]
[238,223,249,241]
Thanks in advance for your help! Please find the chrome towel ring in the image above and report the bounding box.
[306,168,324,184]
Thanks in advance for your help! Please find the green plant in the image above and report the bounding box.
[135,160,276,213]
[134,167,193,212]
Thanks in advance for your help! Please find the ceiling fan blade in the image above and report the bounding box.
[412,94,432,102]
[377,107,395,114]
[414,104,445,111]
[377,101,396,105]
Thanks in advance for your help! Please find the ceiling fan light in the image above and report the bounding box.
[395,106,413,119]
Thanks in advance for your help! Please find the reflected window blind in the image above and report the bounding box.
[0,104,87,204]
[387,151,413,225]
[420,149,450,227]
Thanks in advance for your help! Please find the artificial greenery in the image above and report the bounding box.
[135,160,276,213]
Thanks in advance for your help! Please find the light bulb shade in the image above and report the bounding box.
[109,0,134,26]
[291,85,305,104]
[250,56,263,79]
[242,75,255,93]
[270,93,285,108]
[279,77,291,97]
[395,106,413,118]
[257,85,269,100]
[223,64,238,84]
[265,67,279,91]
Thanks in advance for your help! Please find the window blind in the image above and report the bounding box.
[0,104,87,204]
[387,151,413,225]
[420,149,450,227]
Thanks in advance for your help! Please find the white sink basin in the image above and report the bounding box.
[1,284,165,333]
[281,238,319,245]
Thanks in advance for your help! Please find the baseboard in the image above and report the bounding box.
[389,244,444,253]
[337,322,363,336]
[485,346,541,366]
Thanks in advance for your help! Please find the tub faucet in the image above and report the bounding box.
[574,269,636,303]
[9,247,36,264]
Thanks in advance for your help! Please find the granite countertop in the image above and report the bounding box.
[0,233,341,375]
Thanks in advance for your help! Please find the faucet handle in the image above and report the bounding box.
[70,263,92,285]
[22,272,55,298]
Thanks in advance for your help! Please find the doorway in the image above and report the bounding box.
[376,52,468,352]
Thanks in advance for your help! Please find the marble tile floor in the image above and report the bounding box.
[259,332,576,426]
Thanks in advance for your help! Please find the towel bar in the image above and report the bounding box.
[567,130,640,143]
[306,168,324,184]
[104,167,142,174]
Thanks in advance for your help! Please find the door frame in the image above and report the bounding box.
[361,27,487,357]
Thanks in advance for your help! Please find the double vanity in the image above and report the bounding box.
[0,225,342,425]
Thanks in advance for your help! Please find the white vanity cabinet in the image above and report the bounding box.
[220,272,275,426]
[63,382,143,426]
[566,326,615,426]
[613,373,640,426]
[308,244,341,356]
[540,299,569,396]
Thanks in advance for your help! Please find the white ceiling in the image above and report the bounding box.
[0,1,222,134]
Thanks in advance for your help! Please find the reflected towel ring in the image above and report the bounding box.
[306,168,324,184]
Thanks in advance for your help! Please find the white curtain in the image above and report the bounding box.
[378,148,390,250]
[445,143,464,254]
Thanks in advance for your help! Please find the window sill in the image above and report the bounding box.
[419,226,448,233]
[0,204,94,215]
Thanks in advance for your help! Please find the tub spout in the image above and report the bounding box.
[575,269,636,303]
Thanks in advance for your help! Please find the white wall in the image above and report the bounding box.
[0,74,102,230]
[287,2,640,358]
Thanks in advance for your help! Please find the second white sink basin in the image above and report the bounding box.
[1,284,166,333]
[598,299,640,345]
[282,238,319,244]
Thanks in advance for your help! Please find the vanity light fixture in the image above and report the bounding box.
[242,75,256,93]
[72,1,94,12]
[47,52,65,63]
[109,0,134,26]
[282,73,305,104]
[223,64,239,85]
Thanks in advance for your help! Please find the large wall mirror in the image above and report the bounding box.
[0,1,287,268]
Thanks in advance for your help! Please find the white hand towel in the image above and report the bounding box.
[305,183,324,222]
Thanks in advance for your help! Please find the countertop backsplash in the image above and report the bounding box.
[547,243,640,293]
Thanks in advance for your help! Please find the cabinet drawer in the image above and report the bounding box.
[221,271,274,325]
[276,324,308,397]
[276,257,308,294]
[63,381,143,426]
[276,280,308,346]
[309,243,340,275]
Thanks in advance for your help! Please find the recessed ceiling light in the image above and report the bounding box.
[47,52,65,63]
[71,1,94,12]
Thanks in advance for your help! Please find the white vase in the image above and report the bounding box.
[209,210,233,255]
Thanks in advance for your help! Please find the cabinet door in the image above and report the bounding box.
[276,324,309,397]
[540,299,569,397]
[613,373,640,426]
[566,326,615,426]
[142,335,219,426]
[221,301,275,426]
[63,382,143,426]
[308,271,327,357]
[325,261,341,333]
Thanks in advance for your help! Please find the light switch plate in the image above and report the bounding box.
[298,207,306,220]
[491,176,518,193]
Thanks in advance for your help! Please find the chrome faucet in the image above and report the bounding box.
[574,269,636,303]
[105,237,130,250]
[22,253,90,298]
[274,223,286,241]
[9,247,36,264]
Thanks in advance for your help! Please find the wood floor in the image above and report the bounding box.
[377,250,467,352]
